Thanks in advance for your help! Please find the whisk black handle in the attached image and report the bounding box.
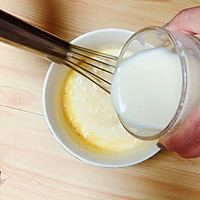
[0,9,70,63]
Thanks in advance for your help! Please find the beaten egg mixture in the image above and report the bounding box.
[61,49,144,152]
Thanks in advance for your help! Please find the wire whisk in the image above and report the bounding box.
[64,45,117,93]
[0,9,117,93]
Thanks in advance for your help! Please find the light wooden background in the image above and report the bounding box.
[1,0,200,199]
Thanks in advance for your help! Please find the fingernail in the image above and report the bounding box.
[162,24,167,29]
[157,143,167,150]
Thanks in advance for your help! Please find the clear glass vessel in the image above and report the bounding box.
[115,26,200,140]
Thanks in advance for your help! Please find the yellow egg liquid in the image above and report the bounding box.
[61,49,144,152]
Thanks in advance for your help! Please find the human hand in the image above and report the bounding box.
[165,6,200,35]
[158,105,200,158]
[157,6,200,158]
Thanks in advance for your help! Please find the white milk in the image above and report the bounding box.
[111,47,182,134]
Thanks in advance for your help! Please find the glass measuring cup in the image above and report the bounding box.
[111,26,200,140]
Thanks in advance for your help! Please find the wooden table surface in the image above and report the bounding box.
[1,0,200,199]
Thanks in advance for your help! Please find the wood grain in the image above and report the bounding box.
[1,0,200,199]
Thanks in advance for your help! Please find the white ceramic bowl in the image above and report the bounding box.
[43,28,159,167]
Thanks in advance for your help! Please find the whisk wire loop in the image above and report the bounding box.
[63,44,118,93]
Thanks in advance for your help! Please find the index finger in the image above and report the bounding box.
[166,6,200,35]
